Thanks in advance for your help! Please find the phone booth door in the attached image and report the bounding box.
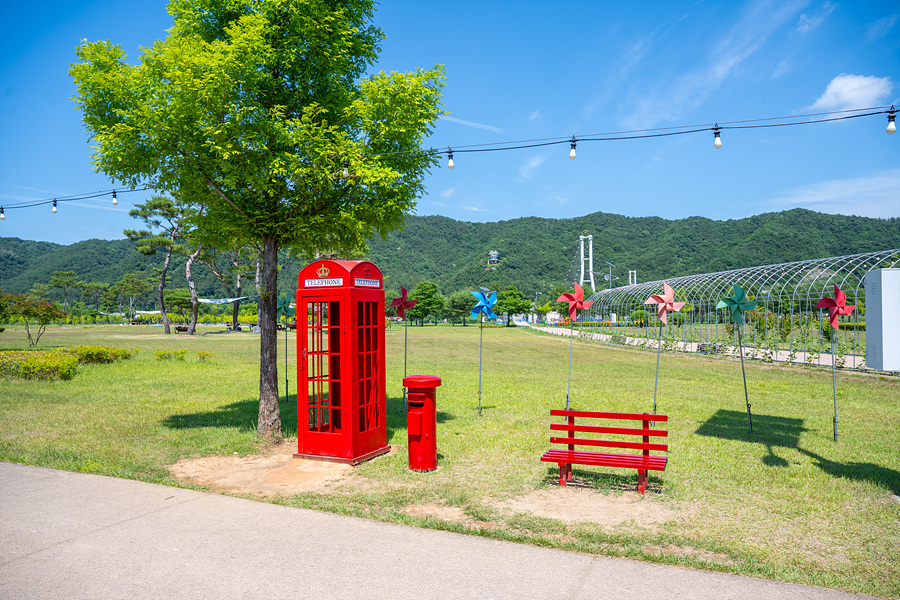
[299,296,347,458]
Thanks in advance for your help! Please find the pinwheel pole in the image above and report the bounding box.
[557,283,593,411]
[389,288,417,414]
[471,289,498,417]
[645,283,685,415]
[717,285,757,435]
[816,285,855,442]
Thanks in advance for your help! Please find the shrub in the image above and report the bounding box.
[0,351,79,380]
[58,345,137,364]
[197,351,214,362]
[155,349,187,361]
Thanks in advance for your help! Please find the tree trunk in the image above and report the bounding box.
[185,244,202,335]
[257,235,282,441]
[159,247,173,334]
[233,273,241,329]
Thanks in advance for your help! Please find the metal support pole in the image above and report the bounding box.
[831,335,838,442]
[403,317,409,414]
[284,325,289,403]
[478,318,484,416]
[566,319,574,410]
[738,327,753,434]
[653,320,663,414]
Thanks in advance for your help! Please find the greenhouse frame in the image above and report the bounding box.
[580,249,900,370]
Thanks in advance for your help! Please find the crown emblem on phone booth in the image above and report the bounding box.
[317,265,330,278]
[363,267,372,278]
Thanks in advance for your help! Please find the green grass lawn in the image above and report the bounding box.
[1,323,898,597]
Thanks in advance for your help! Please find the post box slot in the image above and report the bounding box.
[408,401,425,408]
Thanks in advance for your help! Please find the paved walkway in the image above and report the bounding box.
[0,462,876,600]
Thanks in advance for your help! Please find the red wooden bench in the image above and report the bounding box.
[540,409,668,494]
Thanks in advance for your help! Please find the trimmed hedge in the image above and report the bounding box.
[58,345,138,364]
[0,351,78,380]
[0,345,137,381]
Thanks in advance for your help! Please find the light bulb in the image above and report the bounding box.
[0,207,5,221]
[447,150,454,170]
[112,190,118,205]
[888,113,896,135]
[714,129,722,149]
[52,199,57,214]
[569,140,577,160]
[342,162,350,178]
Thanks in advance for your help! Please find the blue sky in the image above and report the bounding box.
[1,0,898,246]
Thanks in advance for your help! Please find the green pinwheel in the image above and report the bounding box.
[276,294,296,403]
[717,284,758,434]
[716,284,757,325]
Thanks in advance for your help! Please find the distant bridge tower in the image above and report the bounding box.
[579,235,596,290]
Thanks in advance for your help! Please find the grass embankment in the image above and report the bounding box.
[1,323,897,597]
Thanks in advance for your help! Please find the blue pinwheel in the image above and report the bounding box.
[717,284,758,434]
[471,289,498,416]
[471,289,498,320]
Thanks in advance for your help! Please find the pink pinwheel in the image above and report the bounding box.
[557,283,594,322]
[816,284,856,442]
[389,286,417,319]
[644,283,686,324]
[645,283,685,415]
[816,284,855,330]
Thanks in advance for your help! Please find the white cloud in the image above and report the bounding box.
[808,74,893,111]
[767,169,900,218]
[622,0,806,129]
[528,110,541,121]
[463,205,492,213]
[438,115,504,134]
[865,14,899,40]
[441,186,459,198]
[796,2,834,33]
[519,153,549,180]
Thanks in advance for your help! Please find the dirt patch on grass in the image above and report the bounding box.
[495,487,674,529]
[167,440,354,497]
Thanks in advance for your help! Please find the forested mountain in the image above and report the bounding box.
[2,209,898,309]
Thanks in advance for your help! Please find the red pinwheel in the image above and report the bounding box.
[644,283,686,324]
[389,286,417,320]
[816,285,856,442]
[816,284,855,330]
[557,283,594,322]
[557,282,594,410]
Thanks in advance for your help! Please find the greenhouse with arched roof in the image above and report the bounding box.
[578,249,900,369]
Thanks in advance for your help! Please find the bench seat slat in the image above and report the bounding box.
[551,409,668,422]
[549,437,667,451]
[541,449,667,471]
[550,423,668,437]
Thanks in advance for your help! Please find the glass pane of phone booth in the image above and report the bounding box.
[357,300,379,433]
[307,300,341,433]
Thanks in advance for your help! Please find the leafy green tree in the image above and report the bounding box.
[6,294,65,347]
[496,285,532,326]
[125,195,194,334]
[71,0,444,440]
[445,290,474,326]
[81,281,110,317]
[49,271,83,314]
[199,245,258,329]
[117,273,153,321]
[407,282,444,326]
[164,288,193,323]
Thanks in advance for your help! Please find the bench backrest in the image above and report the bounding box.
[549,409,668,453]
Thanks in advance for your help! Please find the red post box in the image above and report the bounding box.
[403,375,441,472]
[295,260,390,465]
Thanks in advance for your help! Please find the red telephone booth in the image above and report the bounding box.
[295,260,390,464]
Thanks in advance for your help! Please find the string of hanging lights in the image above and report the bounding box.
[0,187,142,220]
[0,106,894,221]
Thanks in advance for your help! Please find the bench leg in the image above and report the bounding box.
[558,463,573,487]
[638,469,647,494]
